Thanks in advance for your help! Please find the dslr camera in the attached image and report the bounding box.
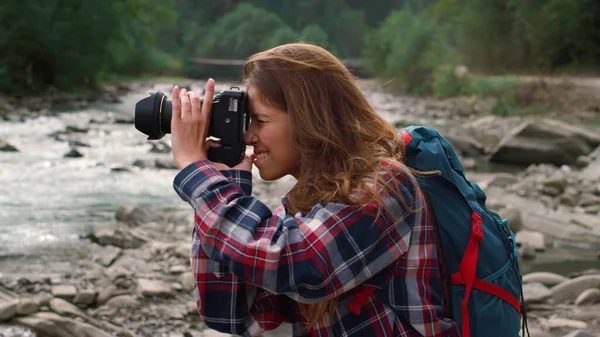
[134,87,250,167]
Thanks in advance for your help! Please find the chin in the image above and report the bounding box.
[258,169,286,181]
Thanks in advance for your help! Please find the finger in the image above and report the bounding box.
[206,139,222,148]
[171,86,181,121]
[233,154,254,171]
[180,89,191,119]
[201,79,215,119]
[190,90,202,119]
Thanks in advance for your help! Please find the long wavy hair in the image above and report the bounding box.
[242,43,416,331]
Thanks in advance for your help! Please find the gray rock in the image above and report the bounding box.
[49,298,85,317]
[487,173,519,188]
[103,295,140,309]
[545,317,588,330]
[64,148,83,158]
[489,119,600,166]
[51,284,77,302]
[444,134,485,157]
[88,227,147,249]
[562,330,599,337]
[551,275,600,303]
[16,296,40,315]
[0,299,17,321]
[516,230,545,259]
[523,282,551,304]
[93,245,122,267]
[13,312,113,337]
[115,204,153,225]
[182,272,195,292]
[0,139,18,152]
[73,288,97,307]
[498,206,523,233]
[523,272,569,287]
[574,288,600,306]
[137,278,173,297]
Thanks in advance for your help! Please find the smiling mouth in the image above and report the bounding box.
[255,152,270,161]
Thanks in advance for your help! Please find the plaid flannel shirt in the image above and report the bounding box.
[174,160,459,337]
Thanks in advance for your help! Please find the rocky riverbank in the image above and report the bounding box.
[1,78,599,336]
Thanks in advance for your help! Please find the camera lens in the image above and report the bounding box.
[134,91,172,140]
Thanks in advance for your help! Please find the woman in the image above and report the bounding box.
[170,43,459,337]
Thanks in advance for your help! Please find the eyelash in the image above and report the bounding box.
[252,116,266,124]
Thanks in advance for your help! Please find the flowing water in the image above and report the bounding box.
[0,80,417,269]
[0,83,185,274]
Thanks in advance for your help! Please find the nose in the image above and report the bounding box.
[244,121,258,146]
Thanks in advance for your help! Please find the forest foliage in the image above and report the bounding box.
[1,0,598,95]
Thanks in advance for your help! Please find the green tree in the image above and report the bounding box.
[363,7,441,94]
[298,24,331,49]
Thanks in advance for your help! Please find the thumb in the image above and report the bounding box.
[233,154,254,172]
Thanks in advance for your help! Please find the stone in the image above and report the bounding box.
[94,245,122,267]
[487,173,519,188]
[516,230,545,259]
[115,204,153,225]
[523,282,551,304]
[12,312,113,337]
[498,206,523,233]
[562,330,599,337]
[64,148,83,158]
[444,134,485,157]
[137,279,173,297]
[574,288,600,306]
[49,298,85,317]
[489,119,600,166]
[0,299,17,321]
[169,265,188,274]
[51,284,78,302]
[88,227,147,249]
[0,139,18,152]
[16,297,40,315]
[551,275,600,303]
[545,317,588,330]
[182,272,195,292]
[104,295,140,309]
[523,272,568,287]
[73,288,97,306]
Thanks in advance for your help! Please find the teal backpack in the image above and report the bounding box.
[399,126,528,337]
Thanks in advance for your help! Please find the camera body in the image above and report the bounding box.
[206,88,249,167]
[134,87,250,167]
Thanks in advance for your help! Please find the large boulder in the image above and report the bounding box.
[489,119,600,166]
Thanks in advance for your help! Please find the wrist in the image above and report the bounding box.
[176,156,207,170]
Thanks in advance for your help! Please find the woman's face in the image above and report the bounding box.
[244,85,300,181]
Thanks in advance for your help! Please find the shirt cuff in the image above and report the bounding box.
[173,160,253,202]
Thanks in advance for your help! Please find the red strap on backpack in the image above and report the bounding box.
[450,212,522,337]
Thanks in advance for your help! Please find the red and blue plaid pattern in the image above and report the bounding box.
[174,160,459,337]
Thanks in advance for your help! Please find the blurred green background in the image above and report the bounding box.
[1,0,599,97]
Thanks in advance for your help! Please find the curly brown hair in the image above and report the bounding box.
[243,43,416,331]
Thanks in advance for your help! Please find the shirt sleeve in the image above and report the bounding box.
[174,160,413,303]
[190,169,303,336]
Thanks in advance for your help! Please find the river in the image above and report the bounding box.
[0,79,598,336]
[0,80,426,270]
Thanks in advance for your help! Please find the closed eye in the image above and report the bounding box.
[251,115,267,124]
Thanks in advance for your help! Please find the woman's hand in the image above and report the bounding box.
[170,79,256,173]
[171,79,215,169]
